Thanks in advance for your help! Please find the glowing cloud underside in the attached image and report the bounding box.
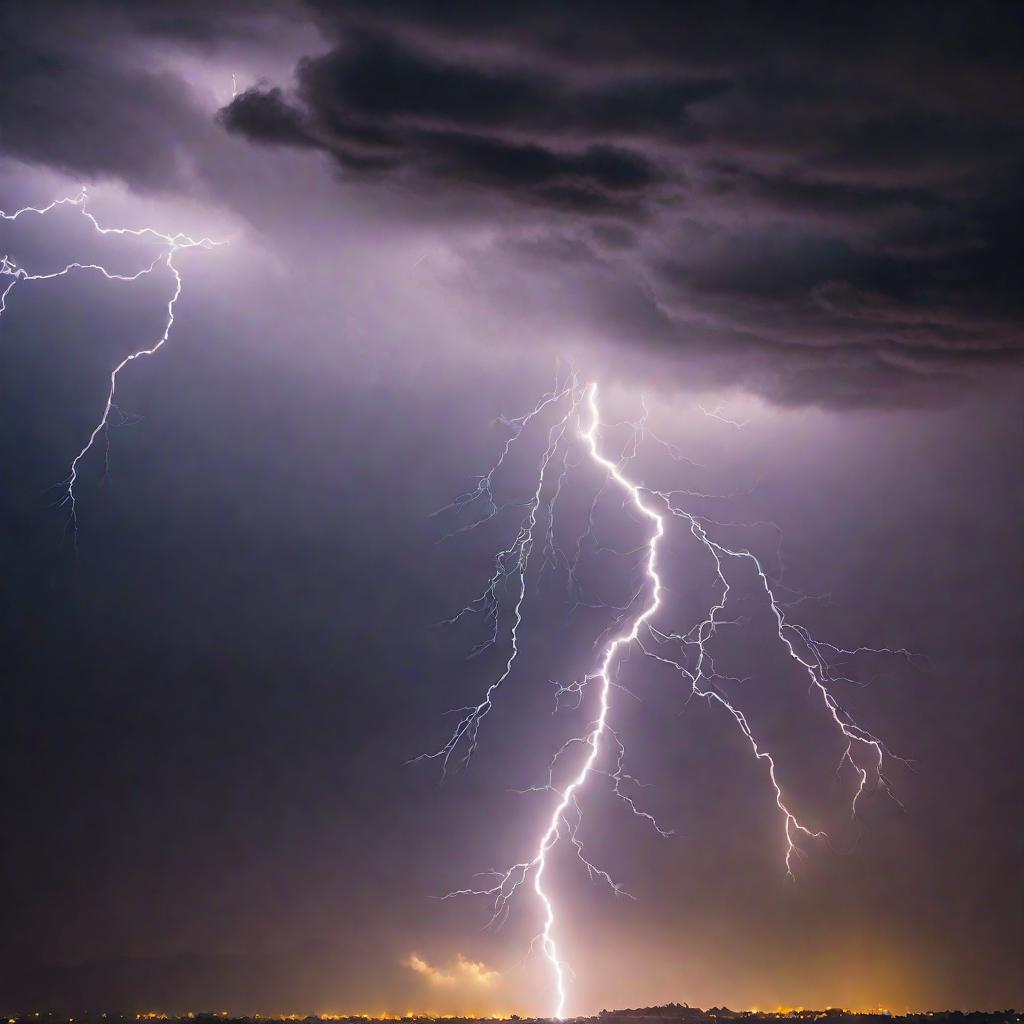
[404,953,500,988]
[425,375,913,1018]
[0,190,221,542]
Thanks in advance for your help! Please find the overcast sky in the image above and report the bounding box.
[1,2,1022,1018]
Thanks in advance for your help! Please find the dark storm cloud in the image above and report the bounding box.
[222,31,674,214]
[0,40,196,187]
[217,0,1024,407]
[1,0,1022,404]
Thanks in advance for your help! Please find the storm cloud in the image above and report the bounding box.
[215,1,1024,406]
[1,1,1021,405]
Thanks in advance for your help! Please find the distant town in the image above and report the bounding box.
[2,1007,1021,1024]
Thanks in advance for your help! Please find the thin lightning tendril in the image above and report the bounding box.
[426,374,914,1018]
[1,189,223,542]
[415,381,581,772]
[698,401,750,429]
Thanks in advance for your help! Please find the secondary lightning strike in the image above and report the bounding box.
[427,377,912,1018]
[0,189,222,540]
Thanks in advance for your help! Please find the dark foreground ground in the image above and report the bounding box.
[3,1008,1020,1024]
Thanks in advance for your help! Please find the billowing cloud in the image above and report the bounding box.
[403,953,500,989]
[220,29,685,217]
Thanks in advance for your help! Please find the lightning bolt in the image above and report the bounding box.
[426,374,915,1018]
[531,381,665,1018]
[1,188,223,542]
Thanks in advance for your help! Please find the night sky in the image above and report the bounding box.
[1,2,1022,1018]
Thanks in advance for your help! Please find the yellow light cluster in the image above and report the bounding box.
[124,1014,514,1022]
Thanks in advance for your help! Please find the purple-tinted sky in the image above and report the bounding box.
[1,2,1022,1018]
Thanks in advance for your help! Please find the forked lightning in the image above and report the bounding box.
[1,188,222,540]
[426,374,913,1018]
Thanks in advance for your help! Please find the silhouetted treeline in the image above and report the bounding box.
[597,1009,1021,1024]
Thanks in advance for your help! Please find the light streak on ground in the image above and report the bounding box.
[425,374,914,1018]
[1,188,222,542]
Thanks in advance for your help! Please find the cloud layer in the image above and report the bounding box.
[3,1,1022,406]
[219,1,1024,406]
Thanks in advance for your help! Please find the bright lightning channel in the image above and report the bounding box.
[426,374,915,1019]
[530,381,665,1018]
[1,189,223,541]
